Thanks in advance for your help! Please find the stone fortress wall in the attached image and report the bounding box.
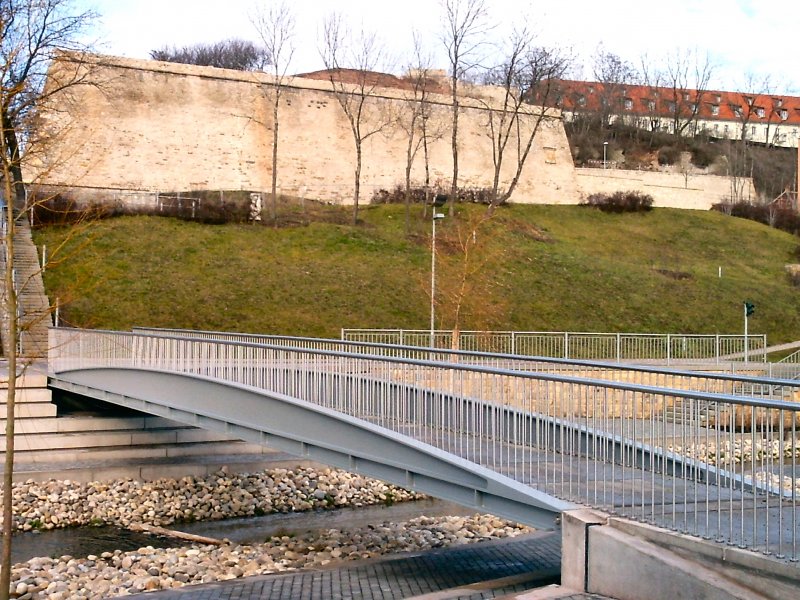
[29,54,748,211]
[30,54,578,206]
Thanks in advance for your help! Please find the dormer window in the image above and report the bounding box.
[624,98,633,110]
[780,108,789,120]
[578,94,586,106]
[711,104,720,116]
[755,107,765,118]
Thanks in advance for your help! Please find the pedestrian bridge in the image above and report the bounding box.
[47,327,800,559]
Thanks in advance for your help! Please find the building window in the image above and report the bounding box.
[751,125,756,136]
[683,92,690,101]
[715,94,721,102]
[713,123,719,132]
[544,146,557,164]
[578,94,586,106]
[647,100,656,111]
[623,98,633,110]
[744,96,754,106]
[780,109,789,120]
[723,124,729,135]
[774,98,783,108]
[755,107,765,118]
[711,104,719,116]
[667,101,676,113]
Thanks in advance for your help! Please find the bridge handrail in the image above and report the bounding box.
[55,327,800,409]
[131,326,800,392]
[340,328,768,363]
[49,327,800,559]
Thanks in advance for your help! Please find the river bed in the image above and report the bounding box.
[10,498,475,566]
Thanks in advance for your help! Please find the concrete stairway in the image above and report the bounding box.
[0,367,311,483]
[0,218,51,357]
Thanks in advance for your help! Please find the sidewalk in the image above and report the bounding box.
[127,531,562,600]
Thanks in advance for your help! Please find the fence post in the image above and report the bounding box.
[616,333,621,362]
[511,331,516,355]
[667,334,671,366]
[715,334,720,364]
[399,329,404,346]
[564,332,569,359]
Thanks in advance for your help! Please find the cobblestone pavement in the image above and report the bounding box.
[128,531,561,600]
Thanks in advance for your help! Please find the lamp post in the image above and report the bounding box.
[430,211,445,348]
[603,141,608,169]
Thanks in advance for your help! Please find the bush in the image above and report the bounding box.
[689,143,718,168]
[370,185,495,205]
[657,146,681,166]
[581,191,654,213]
[711,201,800,235]
[30,189,253,226]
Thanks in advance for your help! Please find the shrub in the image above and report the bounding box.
[581,191,654,213]
[689,143,718,168]
[657,146,681,166]
[370,185,495,205]
[711,201,800,235]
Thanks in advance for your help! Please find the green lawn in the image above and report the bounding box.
[33,203,800,344]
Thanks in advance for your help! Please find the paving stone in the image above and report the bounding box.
[127,532,561,600]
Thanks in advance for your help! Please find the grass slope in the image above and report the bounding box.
[34,204,800,344]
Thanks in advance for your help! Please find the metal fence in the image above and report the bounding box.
[340,329,768,364]
[131,327,796,400]
[52,327,800,560]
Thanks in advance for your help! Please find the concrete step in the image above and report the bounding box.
[0,414,199,434]
[0,387,53,402]
[9,452,316,483]
[0,403,57,419]
[3,439,270,465]
[0,426,241,452]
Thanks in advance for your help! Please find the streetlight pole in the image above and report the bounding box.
[603,141,608,169]
[430,211,445,347]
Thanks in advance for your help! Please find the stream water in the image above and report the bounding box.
[11,498,475,566]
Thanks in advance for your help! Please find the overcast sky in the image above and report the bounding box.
[81,0,798,94]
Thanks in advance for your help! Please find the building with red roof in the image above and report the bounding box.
[548,79,800,149]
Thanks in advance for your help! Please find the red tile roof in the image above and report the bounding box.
[547,79,800,126]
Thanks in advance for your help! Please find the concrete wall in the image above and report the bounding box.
[561,509,800,600]
[576,168,754,210]
[29,54,578,206]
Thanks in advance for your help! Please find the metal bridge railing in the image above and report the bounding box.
[51,327,800,560]
[132,327,800,402]
[340,329,768,364]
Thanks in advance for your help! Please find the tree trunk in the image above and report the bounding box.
[352,143,362,225]
[270,91,280,225]
[0,172,19,600]
[450,80,459,216]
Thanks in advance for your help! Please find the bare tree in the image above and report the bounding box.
[251,1,295,223]
[731,72,771,144]
[662,48,715,137]
[398,34,446,232]
[319,14,391,225]
[482,30,570,208]
[591,45,638,129]
[0,2,96,594]
[150,39,268,71]
[441,0,491,215]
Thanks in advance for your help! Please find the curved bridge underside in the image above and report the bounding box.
[49,368,574,529]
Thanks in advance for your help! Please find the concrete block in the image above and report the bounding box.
[0,403,57,418]
[587,525,765,600]
[560,508,608,592]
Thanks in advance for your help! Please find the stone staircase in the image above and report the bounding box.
[0,368,310,483]
[0,218,51,357]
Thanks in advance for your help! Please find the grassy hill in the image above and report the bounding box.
[33,203,800,344]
